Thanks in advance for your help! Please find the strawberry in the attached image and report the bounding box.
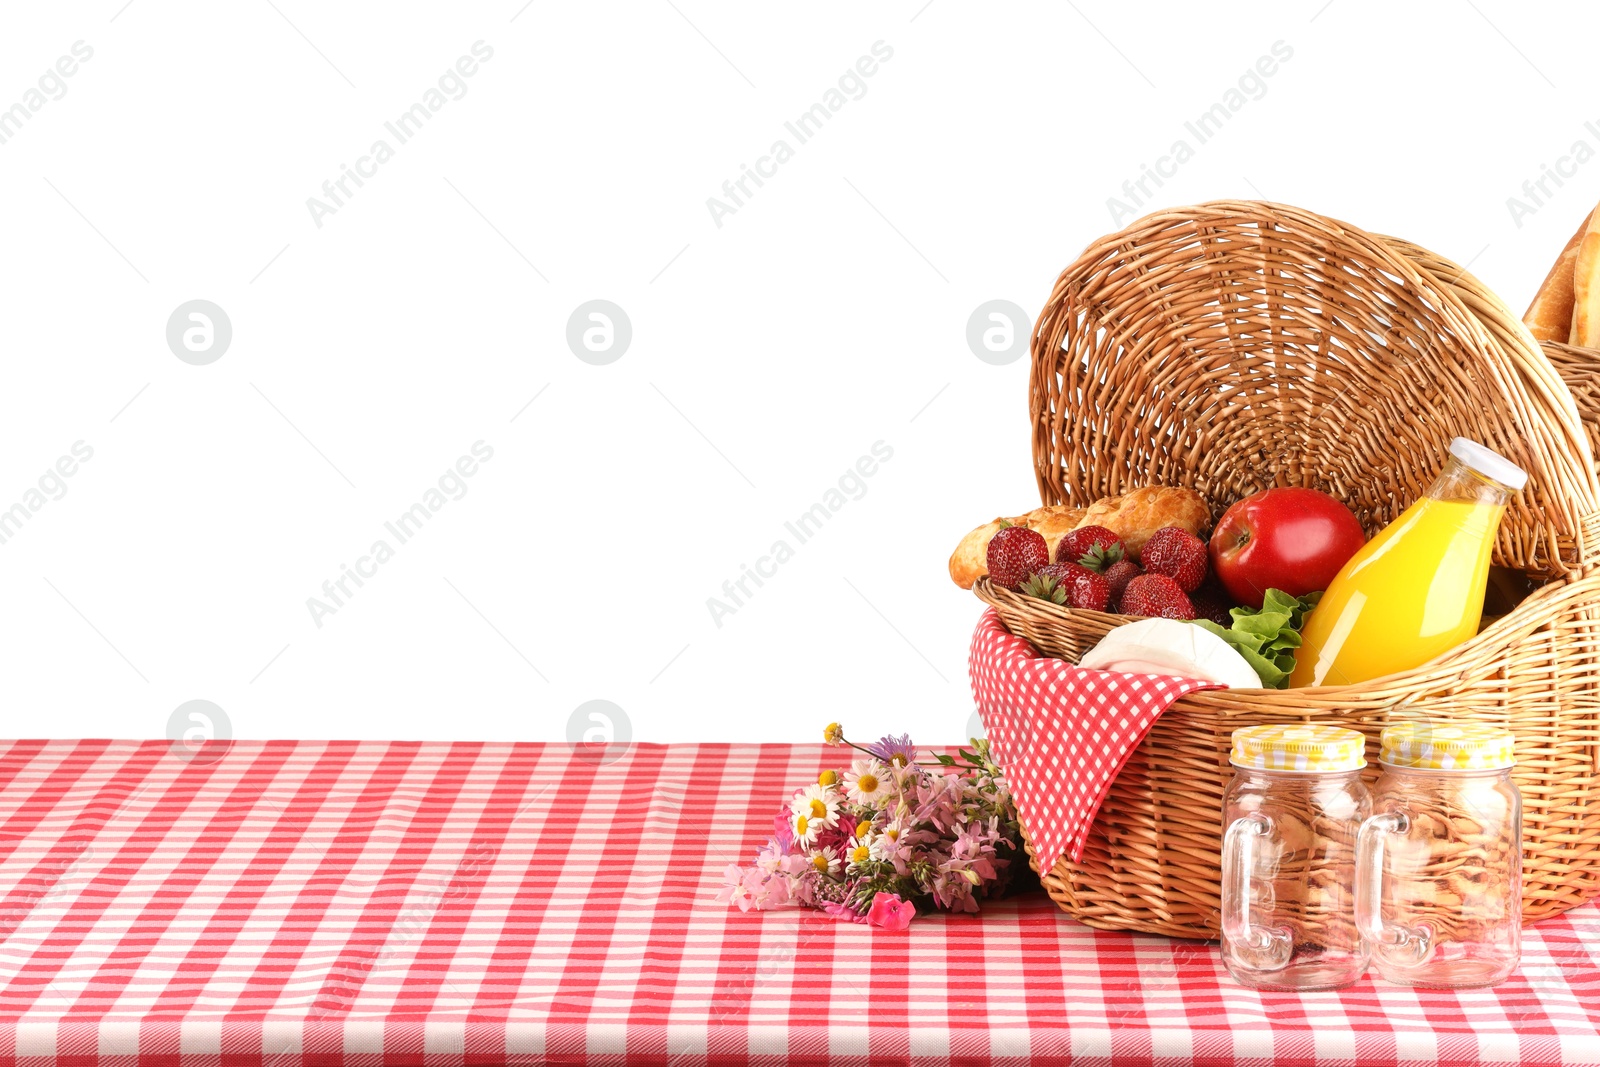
[1077,539,1126,573]
[1018,571,1068,605]
[1056,525,1124,568]
[1022,562,1109,612]
[1037,561,1090,585]
[1103,559,1142,608]
[1119,573,1196,620]
[1065,568,1111,612]
[986,524,1050,590]
[1139,526,1208,592]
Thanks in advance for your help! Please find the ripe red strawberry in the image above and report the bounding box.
[1065,568,1111,612]
[986,524,1050,590]
[1103,559,1142,608]
[1139,526,1208,592]
[1023,562,1110,612]
[1119,573,1196,620]
[1056,525,1124,567]
[1018,571,1068,605]
[1037,561,1090,586]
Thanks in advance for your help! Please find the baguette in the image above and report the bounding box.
[1523,211,1588,343]
[1573,207,1600,347]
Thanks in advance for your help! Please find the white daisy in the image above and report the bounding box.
[844,759,892,809]
[788,783,840,828]
[809,846,842,878]
[792,811,821,847]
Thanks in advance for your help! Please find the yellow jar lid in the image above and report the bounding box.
[1379,722,1515,771]
[1229,724,1367,773]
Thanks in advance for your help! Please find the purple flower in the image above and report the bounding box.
[868,734,918,768]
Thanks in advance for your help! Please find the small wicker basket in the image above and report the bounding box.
[986,201,1600,939]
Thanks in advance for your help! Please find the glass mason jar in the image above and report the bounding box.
[1222,725,1371,990]
[1356,722,1522,988]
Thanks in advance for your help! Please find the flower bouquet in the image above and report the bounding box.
[716,724,1029,929]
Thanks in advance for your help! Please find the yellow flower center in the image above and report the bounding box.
[855,820,871,838]
[808,798,827,820]
[796,815,809,836]
[818,770,838,786]
[886,828,900,841]
[891,753,909,767]
[851,845,870,864]
[812,854,830,873]
[857,773,878,793]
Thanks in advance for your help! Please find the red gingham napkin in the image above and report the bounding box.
[969,608,1222,869]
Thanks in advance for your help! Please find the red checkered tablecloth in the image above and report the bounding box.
[0,739,1596,1066]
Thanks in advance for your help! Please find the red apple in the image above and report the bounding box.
[1208,487,1366,609]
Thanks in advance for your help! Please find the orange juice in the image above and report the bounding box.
[1289,439,1525,688]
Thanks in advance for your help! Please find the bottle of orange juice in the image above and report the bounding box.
[1289,438,1527,688]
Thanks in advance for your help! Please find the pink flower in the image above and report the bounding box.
[715,864,750,910]
[755,839,782,873]
[782,854,819,906]
[823,899,868,924]
[815,819,853,856]
[913,774,963,833]
[867,892,914,931]
[742,866,792,911]
[773,808,797,851]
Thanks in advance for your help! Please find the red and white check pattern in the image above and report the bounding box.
[0,739,1596,1066]
[969,608,1221,868]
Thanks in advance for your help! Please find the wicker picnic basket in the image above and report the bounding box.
[978,200,1600,940]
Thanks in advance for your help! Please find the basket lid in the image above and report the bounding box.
[1031,201,1600,578]
[1229,724,1366,773]
[1378,722,1514,771]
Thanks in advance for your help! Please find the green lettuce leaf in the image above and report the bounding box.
[1191,588,1322,689]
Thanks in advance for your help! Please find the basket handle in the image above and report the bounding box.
[1221,813,1292,969]
[1355,812,1432,965]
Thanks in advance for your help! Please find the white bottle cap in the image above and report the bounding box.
[1449,437,1528,491]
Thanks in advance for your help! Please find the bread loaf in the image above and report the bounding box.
[1523,210,1589,342]
[1075,486,1211,559]
[1573,207,1600,347]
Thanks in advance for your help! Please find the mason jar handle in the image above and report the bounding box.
[1356,812,1431,964]
[1221,813,1291,969]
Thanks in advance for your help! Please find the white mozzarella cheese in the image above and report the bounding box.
[1079,618,1261,688]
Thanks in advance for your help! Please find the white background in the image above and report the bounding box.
[0,0,1595,747]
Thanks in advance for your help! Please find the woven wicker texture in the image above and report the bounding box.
[994,200,1600,939]
[1544,340,1600,460]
